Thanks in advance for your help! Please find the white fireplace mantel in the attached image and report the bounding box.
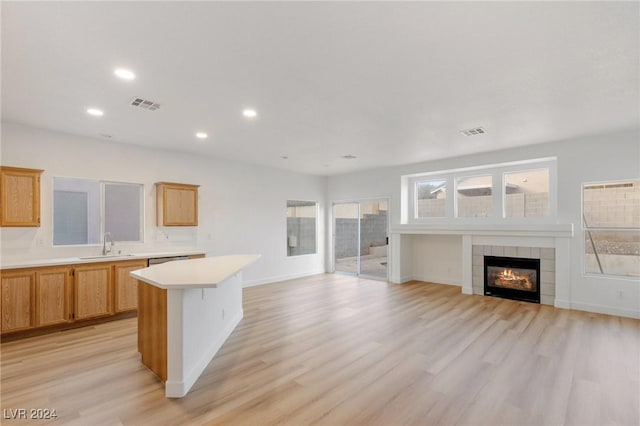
[391,223,574,238]
[389,222,574,310]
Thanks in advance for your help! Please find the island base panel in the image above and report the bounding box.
[138,282,167,381]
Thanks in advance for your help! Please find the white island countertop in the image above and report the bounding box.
[130,254,261,289]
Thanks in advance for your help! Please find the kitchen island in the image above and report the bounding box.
[130,254,260,398]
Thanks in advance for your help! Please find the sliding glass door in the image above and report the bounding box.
[334,203,360,275]
[333,199,388,280]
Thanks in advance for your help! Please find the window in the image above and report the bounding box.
[286,200,317,256]
[53,177,143,246]
[415,179,446,218]
[403,157,556,224]
[456,175,492,218]
[504,168,550,218]
[583,180,640,278]
[104,182,143,241]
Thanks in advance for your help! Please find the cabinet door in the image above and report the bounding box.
[1,270,35,332]
[74,264,112,320]
[36,268,72,326]
[0,167,43,227]
[114,260,147,313]
[156,182,199,226]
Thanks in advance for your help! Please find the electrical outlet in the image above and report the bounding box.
[618,290,624,298]
[222,309,225,320]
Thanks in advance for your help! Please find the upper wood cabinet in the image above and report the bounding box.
[156,182,199,226]
[0,166,43,227]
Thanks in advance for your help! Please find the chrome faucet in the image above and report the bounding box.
[102,232,113,255]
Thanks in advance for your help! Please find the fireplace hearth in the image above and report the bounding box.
[484,255,540,303]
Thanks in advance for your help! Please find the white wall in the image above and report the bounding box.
[328,129,640,318]
[412,235,462,286]
[1,122,327,285]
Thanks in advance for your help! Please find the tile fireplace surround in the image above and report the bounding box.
[390,224,573,309]
[473,245,555,305]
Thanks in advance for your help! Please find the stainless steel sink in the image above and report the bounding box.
[79,254,135,260]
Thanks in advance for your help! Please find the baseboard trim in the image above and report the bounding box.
[411,275,462,287]
[563,301,640,319]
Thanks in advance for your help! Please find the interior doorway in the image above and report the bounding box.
[333,199,389,280]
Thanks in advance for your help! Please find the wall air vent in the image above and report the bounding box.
[460,127,486,136]
[130,97,160,111]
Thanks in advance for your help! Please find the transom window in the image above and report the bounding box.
[456,174,492,218]
[404,157,556,224]
[415,179,446,218]
[504,169,550,218]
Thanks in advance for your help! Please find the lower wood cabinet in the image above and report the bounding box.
[1,270,35,332]
[1,255,200,338]
[36,267,72,326]
[1,259,149,336]
[74,264,112,320]
[114,260,147,313]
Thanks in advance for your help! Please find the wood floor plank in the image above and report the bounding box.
[1,274,638,425]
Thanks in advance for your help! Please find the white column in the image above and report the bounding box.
[389,233,403,283]
[554,237,571,309]
[462,235,473,294]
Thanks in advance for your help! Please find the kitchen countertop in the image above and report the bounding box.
[0,250,206,270]
[130,254,260,289]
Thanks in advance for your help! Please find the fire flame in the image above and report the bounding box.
[500,269,518,280]
[494,268,534,290]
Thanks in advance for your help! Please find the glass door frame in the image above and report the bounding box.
[333,201,361,276]
[331,198,390,281]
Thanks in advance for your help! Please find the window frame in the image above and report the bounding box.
[52,177,145,247]
[501,165,554,220]
[414,177,448,219]
[581,178,640,279]
[404,157,557,225]
[454,173,494,219]
[286,199,319,257]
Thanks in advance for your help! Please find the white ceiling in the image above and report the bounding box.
[2,1,638,176]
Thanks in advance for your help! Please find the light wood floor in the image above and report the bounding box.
[1,274,639,425]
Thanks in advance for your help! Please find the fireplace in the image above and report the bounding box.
[484,256,540,303]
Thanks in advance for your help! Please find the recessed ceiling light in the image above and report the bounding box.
[195,132,208,139]
[114,68,136,80]
[280,156,288,160]
[342,154,357,160]
[243,109,257,118]
[87,108,104,116]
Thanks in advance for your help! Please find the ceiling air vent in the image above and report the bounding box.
[460,127,486,136]
[130,97,160,111]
